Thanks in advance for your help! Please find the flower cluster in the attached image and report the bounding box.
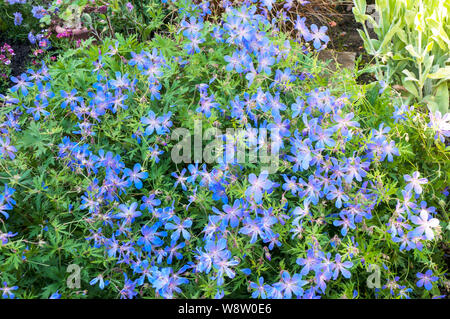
[3,0,54,60]
[0,44,15,81]
[0,0,447,300]
[0,184,16,246]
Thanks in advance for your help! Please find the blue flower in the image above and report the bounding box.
[180,17,204,37]
[119,274,138,299]
[0,231,17,245]
[165,216,192,242]
[404,171,428,195]
[392,104,414,123]
[291,97,305,118]
[332,254,353,279]
[380,139,399,162]
[89,275,109,290]
[60,89,83,109]
[257,53,275,75]
[26,100,50,121]
[172,169,188,191]
[184,32,205,55]
[409,210,439,240]
[165,241,185,264]
[36,81,55,101]
[245,171,275,203]
[250,277,271,299]
[310,24,329,49]
[114,202,142,224]
[1,282,18,299]
[10,73,33,96]
[28,31,36,44]
[326,183,349,208]
[49,291,61,299]
[0,137,17,160]
[13,12,23,26]
[261,0,276,10]
[137,222,166,251]
[141,111,161,136]
[311,125,335,149]
[31,6,47,19]
[239,217,264,244]
[272,271,308,299]
[221,199,243,228]
[296,249,318,276]
[123,163,148,189]
[140,193,161,212]
[224,51,244,73]
[294,16,313,42]
[282,175,299,195]
[416,270,438,291]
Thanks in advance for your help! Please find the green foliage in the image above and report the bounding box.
[353,0,450,113]
[0,0,448,300]
[1,28,448,298]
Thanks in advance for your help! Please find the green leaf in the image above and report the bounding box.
[354,0,367,16]
[40,15,51,26]
[402,79,419,98]
[81,13,92,27]
[428,66,450,80]
[377,22,401,53]
[396,29,408,44]
[405,45,420,59]
[357,29,374,55]
[434,82,449,113]
[352,0,368,23]
[402,69,419,82]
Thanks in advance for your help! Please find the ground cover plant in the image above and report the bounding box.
[353,0,450,113]
[0,0,449,299]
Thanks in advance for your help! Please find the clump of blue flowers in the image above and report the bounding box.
[0,0,448,299]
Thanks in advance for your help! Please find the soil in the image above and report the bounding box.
[439,242,450,295]
[0,35,32,79]
[327,9,364,52]
[323,4,377,84]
